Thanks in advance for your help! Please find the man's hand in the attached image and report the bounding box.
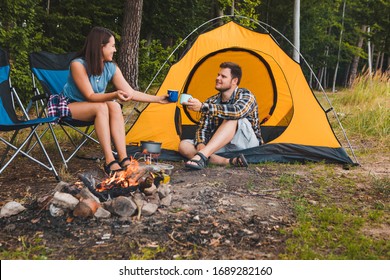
[183,98,203,112]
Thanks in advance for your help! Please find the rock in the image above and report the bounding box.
[160,194,172,206]
[142,203,159,216]
[94,207,111,219]
[143,183,157,196]
[146,192,160,205]
[49,204,65,217]
[52,191,79,210]
[0,201,26,218]
[103,196,137,217]
[157,184,171,199]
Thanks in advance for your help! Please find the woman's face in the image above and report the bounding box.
[102,36,116,61]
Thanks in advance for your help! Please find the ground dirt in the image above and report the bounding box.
[0,140,388,260]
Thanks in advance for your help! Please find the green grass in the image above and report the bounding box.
[278,166,390,259]
[277,161,390,260]
[129,245,166,260]
[0,235,51,260]
[278,72,389,261]
[282,205,389,259]
[332,72,389,141]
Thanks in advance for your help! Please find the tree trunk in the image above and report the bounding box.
[213,0,224,26]
[375,51,381,71]
[343,63,351,87]
[332,0,346,92]
[348,25,366,87]
[379,52,385,71]
[118,0,143,90]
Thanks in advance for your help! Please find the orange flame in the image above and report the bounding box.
[97,157,140,192]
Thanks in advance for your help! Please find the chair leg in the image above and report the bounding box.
[59,124,99,164]
[0,130,19,167]
[47,123,68,169]
[32,129,60,181]
[64,127,98,164]
[0,126,60,181]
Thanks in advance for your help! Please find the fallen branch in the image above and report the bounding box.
[168,231,192,247]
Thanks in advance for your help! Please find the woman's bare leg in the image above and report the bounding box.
[68,102,119,168]
[107,101,128,164]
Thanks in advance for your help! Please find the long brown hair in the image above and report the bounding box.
[76,27,114,76]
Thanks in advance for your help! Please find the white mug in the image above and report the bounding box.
[179,93,192,104]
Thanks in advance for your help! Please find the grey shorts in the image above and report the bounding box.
[185,118,259,153]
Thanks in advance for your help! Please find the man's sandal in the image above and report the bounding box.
[104,160,123,176]
[185,152,209,170]
[229,153,249,167]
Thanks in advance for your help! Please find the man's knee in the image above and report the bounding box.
[179,139,194,150]
[178,139,196,157]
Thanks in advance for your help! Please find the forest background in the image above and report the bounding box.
[0,0,388,103]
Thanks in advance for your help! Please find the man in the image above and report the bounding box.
[179,62,263,170]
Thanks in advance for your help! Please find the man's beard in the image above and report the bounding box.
[215,84,232,93]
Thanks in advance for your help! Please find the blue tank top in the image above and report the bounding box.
[62,58,117,102]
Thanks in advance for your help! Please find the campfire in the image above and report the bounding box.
[43,158,172,220]
[85,158,165,202]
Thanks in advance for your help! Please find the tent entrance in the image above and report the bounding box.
[180,48,289,143]
[182,48,277,125]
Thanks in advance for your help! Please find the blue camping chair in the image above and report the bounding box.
[0,47,59,180]
[29,51,99,169]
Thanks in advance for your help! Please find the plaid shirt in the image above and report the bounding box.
[195,87,263,146]
[47,94,71,120]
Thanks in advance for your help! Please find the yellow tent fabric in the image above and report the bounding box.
[126,21,353,164]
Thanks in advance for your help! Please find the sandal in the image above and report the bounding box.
[229,153,248,167]
[119,156,132,170]
[104,160,123,176]
[185,152,209,170]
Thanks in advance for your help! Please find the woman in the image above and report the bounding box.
[59,26,169,175]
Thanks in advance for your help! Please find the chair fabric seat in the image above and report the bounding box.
[60,117,94,127]
[0,117,58,131]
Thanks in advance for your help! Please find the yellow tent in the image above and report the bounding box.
[126,21,354,164]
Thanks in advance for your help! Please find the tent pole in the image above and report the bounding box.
[293,0,300,63]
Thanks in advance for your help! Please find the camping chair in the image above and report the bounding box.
[0,47,59,180]
[28,51,100,169]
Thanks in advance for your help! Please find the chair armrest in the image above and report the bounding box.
[25,93,47,114]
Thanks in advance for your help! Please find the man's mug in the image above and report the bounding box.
[179,93,192,104]
[167,89,179,102]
